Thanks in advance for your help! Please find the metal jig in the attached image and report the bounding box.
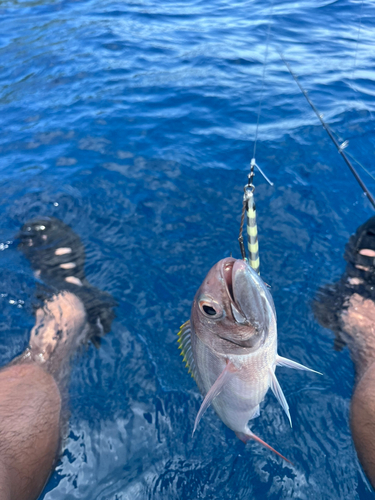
[238,159,273,274]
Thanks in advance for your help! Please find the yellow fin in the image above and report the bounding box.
[177,320,195,379]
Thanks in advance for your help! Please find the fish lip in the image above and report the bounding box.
[221,258,248,320]
[221,258,236,304]
[221,258,261,346]
[218,335,255,349]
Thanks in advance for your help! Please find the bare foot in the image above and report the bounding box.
[18,217,116,345]
[15,217,116,383]
[313,215,375,375]
[29,292,88,360]
[13,291,89,387]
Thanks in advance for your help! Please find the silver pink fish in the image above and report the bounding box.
[178,257,319,461]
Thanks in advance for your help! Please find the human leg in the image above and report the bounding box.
[313,216,375,487]
[0,291,87,500]
[0,218,115,499]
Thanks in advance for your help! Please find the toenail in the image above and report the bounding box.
[348,277,364,285]
[55,247,72,256]
[358,249,375,257]
[65,276,83,286]
[355,265,370,271]
[60,262,76,269]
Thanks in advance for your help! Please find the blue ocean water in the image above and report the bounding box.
[1,0,375,498]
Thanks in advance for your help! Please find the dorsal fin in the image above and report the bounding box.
[177,320,197,380]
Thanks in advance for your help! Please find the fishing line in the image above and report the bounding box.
[278,51,375,210]
[328,125,375,183]
[351,0,364,85]
[346,151,375,184]
[347,0,368,130]
[253,0,275,161]
[238,1,275,273]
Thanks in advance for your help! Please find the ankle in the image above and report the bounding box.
[28,292,88,365]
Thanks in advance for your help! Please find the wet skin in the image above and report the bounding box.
[0,292,88,500]
[314,217,375,489]
[341,294,375,487]
[0,216,116,499]
[0,363,61,500]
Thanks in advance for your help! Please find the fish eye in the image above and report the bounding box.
[203,305,216,316]
[198,298,223,319]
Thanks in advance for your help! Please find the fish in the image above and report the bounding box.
[178,257,320,461]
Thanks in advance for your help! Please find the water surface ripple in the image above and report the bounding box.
[0,0,375,498]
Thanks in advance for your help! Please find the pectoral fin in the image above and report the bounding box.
[178,321,197,379]
[193,361,236,435]
[276,355,322,375]
[235,429,292,464]
[269,369,292,427]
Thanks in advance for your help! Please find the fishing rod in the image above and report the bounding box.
[279,51,375,211]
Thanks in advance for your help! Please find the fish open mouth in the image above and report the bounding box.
[222,259,249,321]
[219,258,265,349]
[222,259,235,303]
[222,258,272,348]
